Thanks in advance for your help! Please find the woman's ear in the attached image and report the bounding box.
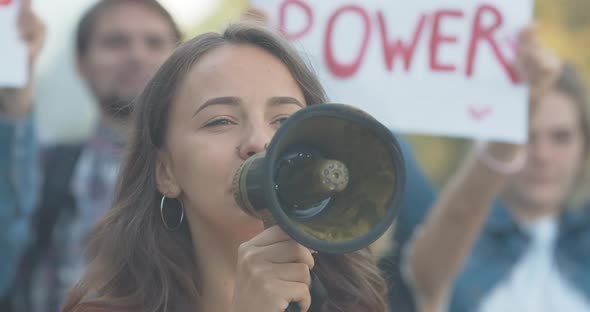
[156,151,181,197]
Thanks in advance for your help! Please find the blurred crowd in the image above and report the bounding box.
[1,1,589,312]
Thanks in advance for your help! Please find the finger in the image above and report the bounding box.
[514,25,537,81]
[277,281,312,312]
[247,225,292,247]
[516,24,540,62]
[18,0,32,24]
[21,0,32,11]
[274,263,312,286]
[528,49,560,85]
[517,42,557,86]
[517,23,537,47]
[242,8,269,24]
[258,240,315,269]
[17,8,36,37]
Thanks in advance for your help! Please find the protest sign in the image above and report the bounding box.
[253,0,534,142]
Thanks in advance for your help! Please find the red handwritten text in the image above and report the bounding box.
[279,1,519,83]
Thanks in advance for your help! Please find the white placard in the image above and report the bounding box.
[0,0,28,88]
[253,0,533,143]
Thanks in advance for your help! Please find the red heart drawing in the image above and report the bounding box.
[469,106,492,121]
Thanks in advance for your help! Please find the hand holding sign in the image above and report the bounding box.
[477,25,562,171]
[18,0,46,69]
[515,24,561,114]
[0,0,46,118]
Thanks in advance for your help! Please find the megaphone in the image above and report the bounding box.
[232,103,406,253]
[232,103,406,311]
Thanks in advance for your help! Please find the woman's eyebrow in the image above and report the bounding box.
[268,96,304,108]
[193,96,241,118]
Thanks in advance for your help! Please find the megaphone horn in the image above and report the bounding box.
[232,103,405,254]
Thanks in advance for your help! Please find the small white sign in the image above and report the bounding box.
[0,0,28,88]
[253,0,533,143]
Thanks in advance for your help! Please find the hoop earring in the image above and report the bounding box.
[160,195,184,231]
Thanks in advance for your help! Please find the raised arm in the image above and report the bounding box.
[403,25,561,312]
[0,0,45,119]
[0,0,45,296]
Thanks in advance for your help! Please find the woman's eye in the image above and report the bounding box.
[204,118,235,128]
[273,116,290,126]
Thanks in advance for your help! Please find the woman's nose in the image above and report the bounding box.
[237,126,272,160]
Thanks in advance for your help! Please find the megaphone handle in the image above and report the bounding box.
[286,270,327,312]
[257,215,327,311]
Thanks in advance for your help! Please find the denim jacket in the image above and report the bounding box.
[450,201,590,312]
[0,116,39,297]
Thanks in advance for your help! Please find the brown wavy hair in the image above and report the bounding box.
[62,22,389,312]
[554,63,590,204]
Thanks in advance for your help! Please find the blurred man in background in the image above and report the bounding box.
[9,1,181,311]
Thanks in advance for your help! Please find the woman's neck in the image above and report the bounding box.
[191,223,240,311]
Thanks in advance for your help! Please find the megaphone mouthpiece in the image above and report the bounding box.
[275,149,349,212]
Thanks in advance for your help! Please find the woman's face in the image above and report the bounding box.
[158,44,306,244]
[505,90,586,211]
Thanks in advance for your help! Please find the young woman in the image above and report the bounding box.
[405,27,590,312]
[62,22,389,312]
